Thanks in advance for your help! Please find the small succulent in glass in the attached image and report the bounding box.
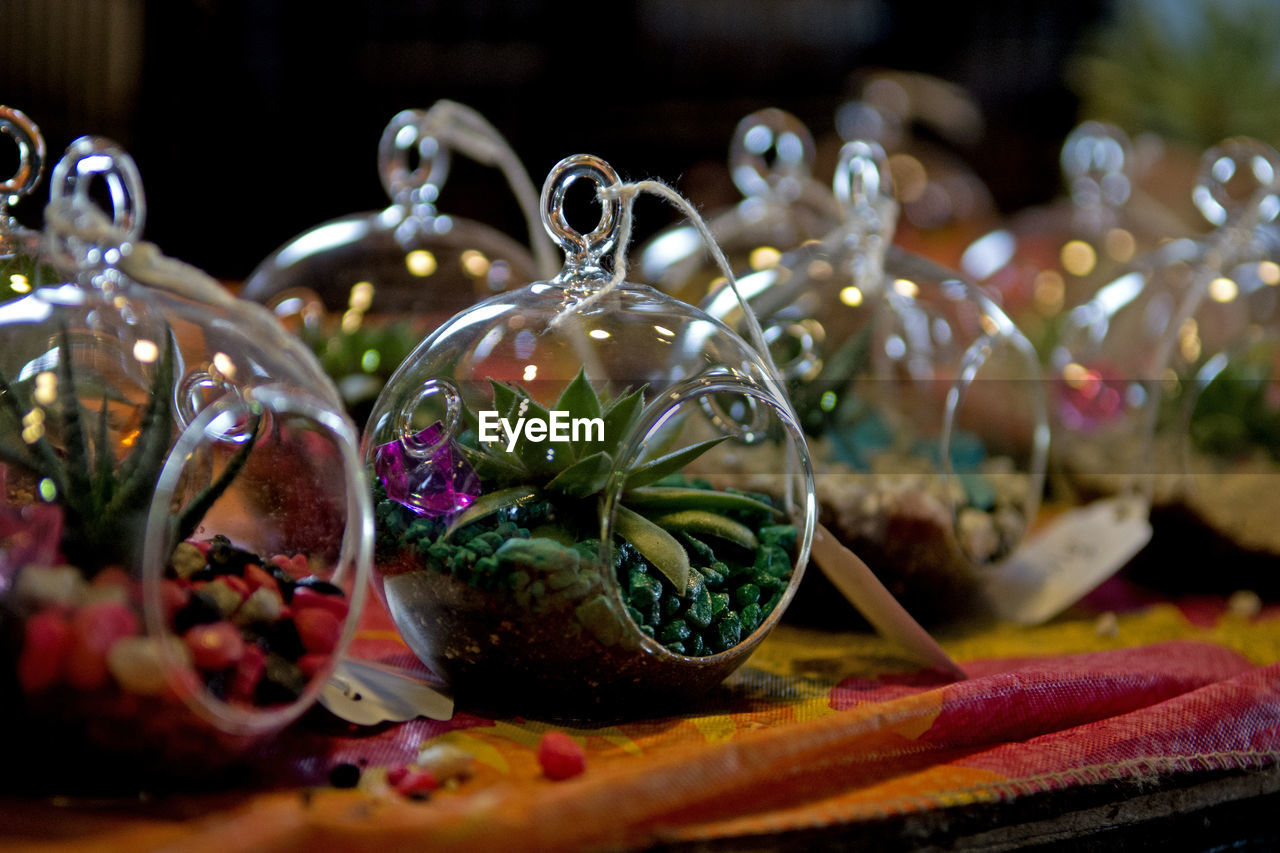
[365,154,815,717]
[1,137,371,787]
[375,367,793,639]
[243,104,549,425]
[0,329,258,576]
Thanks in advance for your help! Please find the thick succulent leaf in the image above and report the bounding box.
[109,335,176,515]
[172,413,262,547]
[457,443,527,488]
[643,509,759,552]
[510,395,557,476]
[461,401,480,437]
[615,505,689,593]
[554,368,602,424]
[445,485,543,539]
[488,378,520,421]
[600,385,646,455]
[55,328,94,509]
[622,436,729,490]
[622,486,783,518]
[92,395,114,510]
[545,450,613,498]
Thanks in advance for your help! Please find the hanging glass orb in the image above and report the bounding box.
[703,140,1048,624]
[364,154,816,716]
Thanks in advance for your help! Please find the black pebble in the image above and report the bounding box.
[173,591,223,634]
[187,566,216,583]
[255,655,307,704]
[205,669,231,701]
[328,762,361,789]
[267,564,298,602]
[206,535,256,575]
[258,619,306,662]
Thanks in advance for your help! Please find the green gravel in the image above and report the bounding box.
[374,478,796,656]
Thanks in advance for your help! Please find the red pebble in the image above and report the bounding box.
[160,580,190,623]
[537,731,586,780]
[184,621,246,670]
[17,610,72,693]
[294,608,342,655]
[386,765,410,785]
[230,643,266,700]
[271,553,309,578]
[219,575,251,599]
[292,587,349,620]
[65,601,141,690]
[243,563,279,595]
[92,566,132,589]
[393,769,438,796]
[297,653,330,679]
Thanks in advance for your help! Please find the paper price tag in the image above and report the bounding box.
[810,523,966,680]
[320,658,454,726]
[984,494,1153,626]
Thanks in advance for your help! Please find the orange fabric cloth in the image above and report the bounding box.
[7,586,1280,852]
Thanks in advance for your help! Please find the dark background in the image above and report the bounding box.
[2,0,1111,280]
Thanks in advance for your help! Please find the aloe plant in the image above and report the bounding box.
[0,326,258,575]
[443,369,783,593]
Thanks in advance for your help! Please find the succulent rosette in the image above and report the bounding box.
[364,154,816,717]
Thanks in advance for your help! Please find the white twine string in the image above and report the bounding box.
[43,197,343,404]
[598,180,785,389]
[419,100,559,280]
[44,199,238,307]
[567,177,806,513]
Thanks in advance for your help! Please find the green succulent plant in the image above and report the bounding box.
[303,318,419,419]
[786,321,875,438]
[1189,345,1280,462]
[444,369,783,592]
[0,326,259,575]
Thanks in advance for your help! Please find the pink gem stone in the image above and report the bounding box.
[1056,361,1128,432]
[374,422,481,517]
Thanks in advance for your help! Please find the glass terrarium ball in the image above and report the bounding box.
[638,108,841,305]
[364,154,815,716]
[1051,137,1280,590]
[1052,137,1280,501]
[240,107,542,421]
[704,140,1047,624]
[1,138,371,779]
[962,122,1181,357]
[0,106,50,305]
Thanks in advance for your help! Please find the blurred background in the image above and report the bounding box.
[0,0,1128,278]
[3,0,1280,603]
